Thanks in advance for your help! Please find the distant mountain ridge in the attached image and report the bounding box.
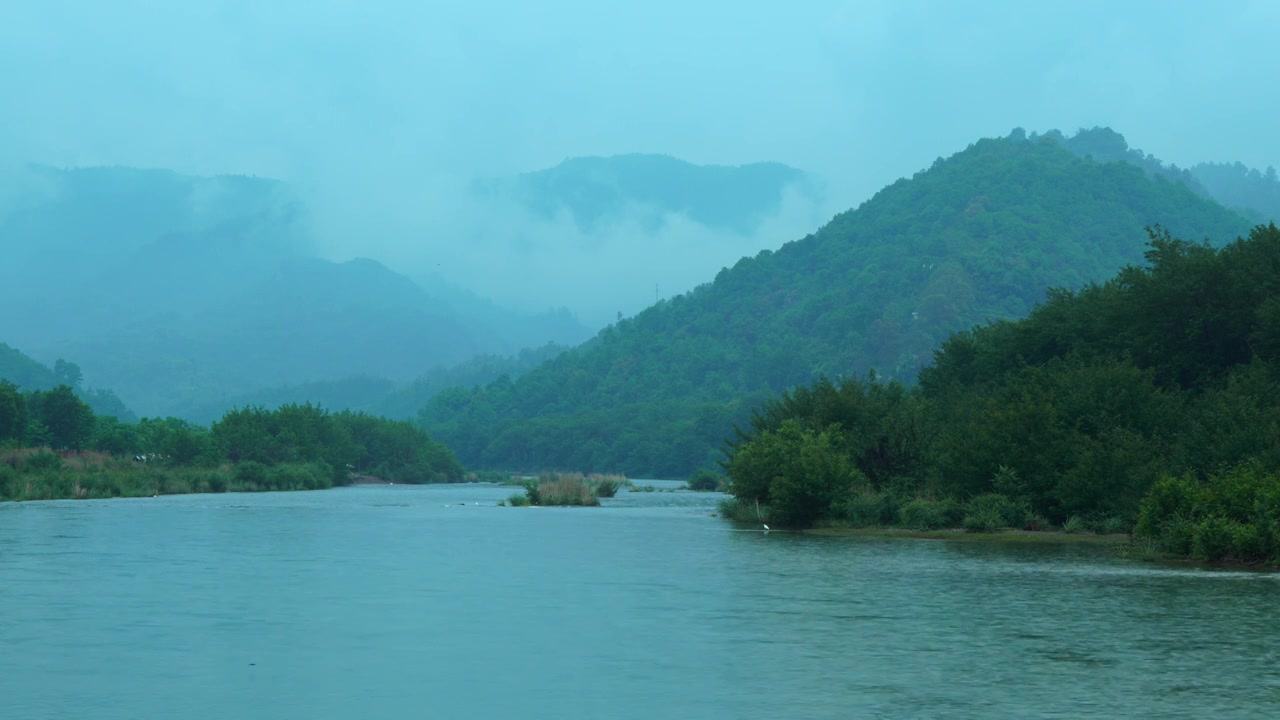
[0,164,590,417]
[419,128,1255,477]
[1046,126,1280,222]
[472,153,817,235]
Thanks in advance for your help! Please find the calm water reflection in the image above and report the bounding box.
[2,483,1277,719]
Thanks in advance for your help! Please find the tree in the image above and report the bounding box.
[28,385,95,450]
[0,380,28,444]
[53,359,83,389]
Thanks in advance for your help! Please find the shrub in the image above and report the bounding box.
[898,498,958,530]
[963,507,1005,533]
[594,479,620,498]
[1230,522,1270,562]
[965,493,1025,528]
[507,492,530,507]
[24,452,63,472]
[235,461,268,487]
[835,491,895,527]
[687,469,722,492]
[1062,515,1086,534]
[1193,516,1237,561]
[1158,512,1195,556]
[1023,510,1050,531]
[522,481,541,506]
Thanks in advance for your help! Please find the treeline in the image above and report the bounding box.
[1,388,462,501]
[0,346,135,421]
[1051,126,1280,224]
[419,129,1250,477]
[723,224,1280,564]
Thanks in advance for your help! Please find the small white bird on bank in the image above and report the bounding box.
[763,524,770,533]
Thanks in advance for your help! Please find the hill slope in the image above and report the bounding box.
[0,165,589,417]
[420,129,1253,476]
[0,343,135,420]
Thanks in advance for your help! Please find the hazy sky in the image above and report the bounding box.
[3,0,1277,321]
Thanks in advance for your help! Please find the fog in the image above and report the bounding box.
[3,0,1278,324]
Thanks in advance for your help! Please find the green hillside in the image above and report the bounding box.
[420,129,1253,477]
[0,343,135,421]
[721,223,1280,564]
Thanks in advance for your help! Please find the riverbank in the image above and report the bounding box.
[805,525,1130,545]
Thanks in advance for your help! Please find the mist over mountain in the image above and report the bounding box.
[0,165,590,417]
[473,154,815,236]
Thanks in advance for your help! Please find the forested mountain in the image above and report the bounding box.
[1188,162,1280,223]
[0,343,134,421]
[1049,126,1280,223]
[419,129,1253,477]
[722,223,1280,563]
[0,165,588,417]
[473,154,816,235]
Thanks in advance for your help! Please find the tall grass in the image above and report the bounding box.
[536,475,598,506]
[0,447,336,502]
[500,472,627,506]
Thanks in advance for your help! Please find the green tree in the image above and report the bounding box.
[28,385,95,450]
[0,380,28,444]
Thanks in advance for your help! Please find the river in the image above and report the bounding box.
[2,482,1277,718]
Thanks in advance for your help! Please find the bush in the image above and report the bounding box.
[964,493,1025,529]
[1062,515,1086,534]
[507,492,530,507]
[835,491,897,527]
[24,452,63,472]
[963,507,1005,533]
[594,479,620,498]
[687,469,722,492]
[898,497,958,530]
[523,481,541,506]
[235,461,268,488]
[1193,516,1237,561]
[1230,522,1271,562]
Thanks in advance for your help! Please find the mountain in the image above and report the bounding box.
[419,128,1254,477]
[1188,162,1280,223]
[1049,126,1280,223]
[171,343,568,426]
[0,165,589,417]
[0,343,135,421]
[473,153,816,236]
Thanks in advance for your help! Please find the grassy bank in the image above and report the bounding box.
[805,525,1130,545]
[1,448,336,502]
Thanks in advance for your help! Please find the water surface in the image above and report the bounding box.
[2,483,1277,718]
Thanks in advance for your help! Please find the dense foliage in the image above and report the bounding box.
[1,393,463,501]
[420,129,1251,477]
[722,224,1280,562]
[0,345,135,421]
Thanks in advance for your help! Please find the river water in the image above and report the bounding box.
[2,482,1277,719]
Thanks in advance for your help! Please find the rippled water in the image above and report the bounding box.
[2,483,1278,719]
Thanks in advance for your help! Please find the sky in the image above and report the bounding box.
[3,0,1278,322]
